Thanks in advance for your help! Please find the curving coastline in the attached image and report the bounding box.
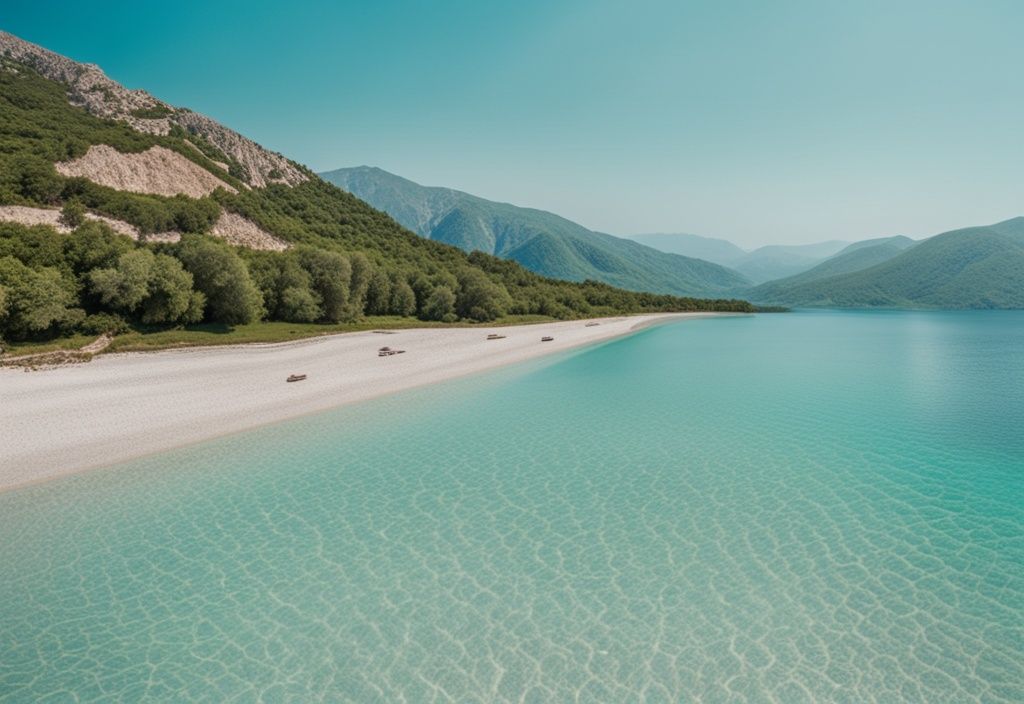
[0,313,730,491]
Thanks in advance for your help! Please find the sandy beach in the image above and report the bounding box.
[0,313,721,491]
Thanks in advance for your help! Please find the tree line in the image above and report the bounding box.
[0,59,755,345]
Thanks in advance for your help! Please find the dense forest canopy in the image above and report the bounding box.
[0,61,754,344]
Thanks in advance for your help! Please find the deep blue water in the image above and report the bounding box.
[1,310,1022,702]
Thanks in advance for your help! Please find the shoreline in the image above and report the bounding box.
[0,312,732,492]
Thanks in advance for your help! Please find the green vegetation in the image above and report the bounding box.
[747,221,1024,308]
[747,238,914,303]
[320,166,752,297]
[0,60,754,349]
[129,104,175,119]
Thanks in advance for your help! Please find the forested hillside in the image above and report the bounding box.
[321,166,750,297]
[747,223,1024,308]
[0,35,753,346]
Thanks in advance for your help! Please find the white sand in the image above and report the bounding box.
[0,313,721,490]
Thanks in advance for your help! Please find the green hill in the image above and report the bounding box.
[747,237,915,300]
[748,222,1024,308]
[321,167,750,298]
[988,216,1024,242]
[0,32,753,346]
[832,235,916,256]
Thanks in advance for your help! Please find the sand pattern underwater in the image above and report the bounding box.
[1,310,1022,702]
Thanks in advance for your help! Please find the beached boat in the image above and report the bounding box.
[585,322,600,327]
[286,374,307,382]
[541,336,554,342]
[378,346,406,356]
[486,334,506,340]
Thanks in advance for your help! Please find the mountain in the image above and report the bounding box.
[747,219,1024,308]
[321,167,750,298]
[731,241,851,284]
[0,31,753,344]
[833,235,916,256]
[747,238,915,301]
[626,233,747,267]
[629,233,856,284]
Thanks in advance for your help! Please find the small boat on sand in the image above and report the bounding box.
[487,334,506,340]
[378,346,406,357]
[286,374,307,383]
[585,322,600,327]
[541,336,554,342]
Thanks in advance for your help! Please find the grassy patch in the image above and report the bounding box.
[1,334,95,357]
[105,315,560,353]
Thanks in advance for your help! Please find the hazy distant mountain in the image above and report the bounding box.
[731,241,851,284]
[833,235,916,257]
[630,232,852,283]
[748,237,915,301]
[627,233,747,267]
[747,219,1024,308]
[321,167,750,298]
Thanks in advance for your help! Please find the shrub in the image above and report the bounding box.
[59,199,86,228]
[79,312,130,336]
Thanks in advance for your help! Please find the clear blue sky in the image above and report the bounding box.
[4,0,1022,247]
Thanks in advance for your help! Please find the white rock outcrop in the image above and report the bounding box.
[210,212,290,251]
[0,205,181,242]
[56,145,238,198]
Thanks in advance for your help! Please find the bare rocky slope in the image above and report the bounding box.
[56,145,238,198]
[0,30,306,188]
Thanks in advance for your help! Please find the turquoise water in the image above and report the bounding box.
[1,310,1022,702]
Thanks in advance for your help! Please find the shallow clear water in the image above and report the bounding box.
[1,310,1022,702]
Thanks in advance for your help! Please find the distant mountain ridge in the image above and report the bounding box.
[746,219,1024,309]
[321,167,751,298]
[627,231,851,283]
[731,241,851,284]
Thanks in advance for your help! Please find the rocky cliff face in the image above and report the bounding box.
[0,31,307,189]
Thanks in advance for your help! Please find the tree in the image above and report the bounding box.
[422,285,456,321]
[89,249,155,313]
[270,254,320,322]
[252,252,321,322]
[455,269,511,321]
[389,278,417,317]
[62,221,134,274]
[59,199,86,229]
[174,236,263,324]
[365,268,392,315]
[347,252,372,318]
[140,254,205,324]
[295,247,350,322]
[0,256,83,340]
[0,284,7,334]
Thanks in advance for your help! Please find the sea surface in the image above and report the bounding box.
[1,310,1022,702]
